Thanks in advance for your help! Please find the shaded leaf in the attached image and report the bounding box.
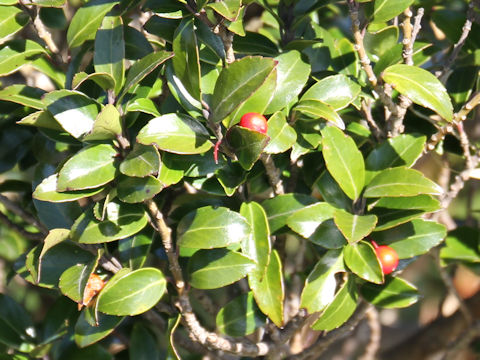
[295,100,345,129]
[117,175,163,203]
[0,85,45,109]
[361,277,419,308]
[287,202,335,238]
[75,310,123,348]
[226,126,269,170]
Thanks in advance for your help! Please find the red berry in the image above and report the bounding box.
[239,113,268,134]
[371,241,399,275]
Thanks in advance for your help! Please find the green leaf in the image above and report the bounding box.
[124,25,153,60]
[125,98,160,117]
[364,25,399,57]
[207,0,241,21]
[72,72,116,91]
[287,202,335,239]
[18,110,64,131]
[0,84,45,110]
[96,268,166,316]
[33,174,105,203]
[344,241,383,284]
[370,195,441,231]
[314,171,352,211]
[57,144,118,191]
[264,111,297,154]
[295,100,345,129]
[42,90,100,139]
[333,210,377,243]
[371,0,414,23]
[300,74,361,110]
[262,193,317,234]
[67,0,119,49]
[240,201,271,271]
[361,277,419,308]
[382,64,453,121]
[118,232,153,269]
[248,249,284,327]
[440,227,480,264]
[38,228,71,279]
[215,161,248,196]
[265,50,310,114]
[33,0,66,6]
[129,323,160,360]
[372,219,446,259]
[216,292,267,337]
[321,126,365,200]
[172,17,201,101]
[0,294,34,350]
[71,202,148,244]
[312,275,358,331]
[300,249,345,313]
[117,175,163,203]
[118,50,173,101]
[365,134,426,183]
[59,262,96,303]
[331,38,358,77]
[188,248,255,289]
[178,206,250,249]
[309,219,347,249]
[226,126,269,170]
[209,56,276,123]
[137,113,212,155]
[75,310,124,348]
[0,39,47,76]
[120,144,160,178]
[94,15,125,94]
[83,104,122,141]
[363,167,443,198]
[195,19,225,60]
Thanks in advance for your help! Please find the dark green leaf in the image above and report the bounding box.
[331,38,358,76]
[118,232,152,269]
[137,113,212,154]
[440,227,480,264]
[0,294,34,350]
[72,72,116,91]
[33,174,104,203]
[129,323,160,360]
[117,175,163,203]
[96,268,166,316]
[344,241,383,284]
[361,277,419,308]
[321,126,365,200]
[59,262,96,303]
[75,310,123,348]
[364,25,398,57]
[188,248,255,289]
[309,219,347,249]
[313,171,352,211]
[226,126,269,170]
[333,210,377,243]
[124,25,153,60]
[215,161,247,196]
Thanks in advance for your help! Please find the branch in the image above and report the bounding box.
[441,320,480,360]
[0,194,48,235]
[361,99,384,141]
[358,307,381,360]
[260,154,285,195]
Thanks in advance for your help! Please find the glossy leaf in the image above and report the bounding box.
[72,72,116,91]
[312,275,357,331]
[365,134,426,183]
[301,74,361,110]
[67,0,119,49]
[321,126,365,200]
[372,219,446,259]
[0,6,28,44]
[172,17,201,101]
[118,232,152,269]
[248,250,284,327]
[265,50,310,114]
[371,0,414,23]
[382,64,453,121]
[226,126,269,170]
[209,56,276,123]
[309,219,348,249]
[117,175,163,203]
[331,38,358,77]
[314,171,352,211]
[75,310,124,348]
[363,167,443,198]
[370,195,441,231]
[42,90,100,139]
[333,210,377,243]
[178,206,250,249]
[295,100,345,129]
[216,292,266,337]
[188,248,255,289]
[83,104,122,141]
[71,202,148,244]
[440,227,480,264]
[118,51,173,101]
[287,202,335,238]
[364,25,399,57]
[59,263,95,303]
[33,174,104,203]
[300,249,345,313]
[18,111,64,131]
[96,268,166,316]
[344,241,383,284]
[137,113,212,154]
[120,144,160,178]
[207,0,241,21]
[262,193,317,234]
[0,39,47,76]
[0,84,45,109]
[361,277,419,308]
[57,144,118,191]
[94,15,124,94]
[215,161,247,196]
[125,98,160,117]
[264,111,297,154]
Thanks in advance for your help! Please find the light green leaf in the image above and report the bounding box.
[295,100,345,129]
[440,227,480,264]
[287,202,335,239]
[33,174,104,203]
[117,175,163,203]
[188,249,255,289]
[344,241,383,284]
[363,167,443,198]
[207,0,242,21]
[382,64,453,121]
[0,85,45,110]
[59,263,95,303]
[57,144,118,191]
[118,232,153,269]
[372,0,414,23]
[0,39,47,76]
[178,206,250,249]
[83,104,122,141]
[96,268,166,316]
[264,111,297,154]
[72,72,116,91]
[361,277,419,308]
[333,210,377,243]
[321,126,365,200]
[137,113,212,155]
[120,144,160,178]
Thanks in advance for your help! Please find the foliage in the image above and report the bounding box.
[0,0,479,359]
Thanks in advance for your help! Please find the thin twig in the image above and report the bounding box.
[359,307,382,360]
[260,154,285,195]
[441,320,480,360]
[361,99,384,140]
[0,194,48,235]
